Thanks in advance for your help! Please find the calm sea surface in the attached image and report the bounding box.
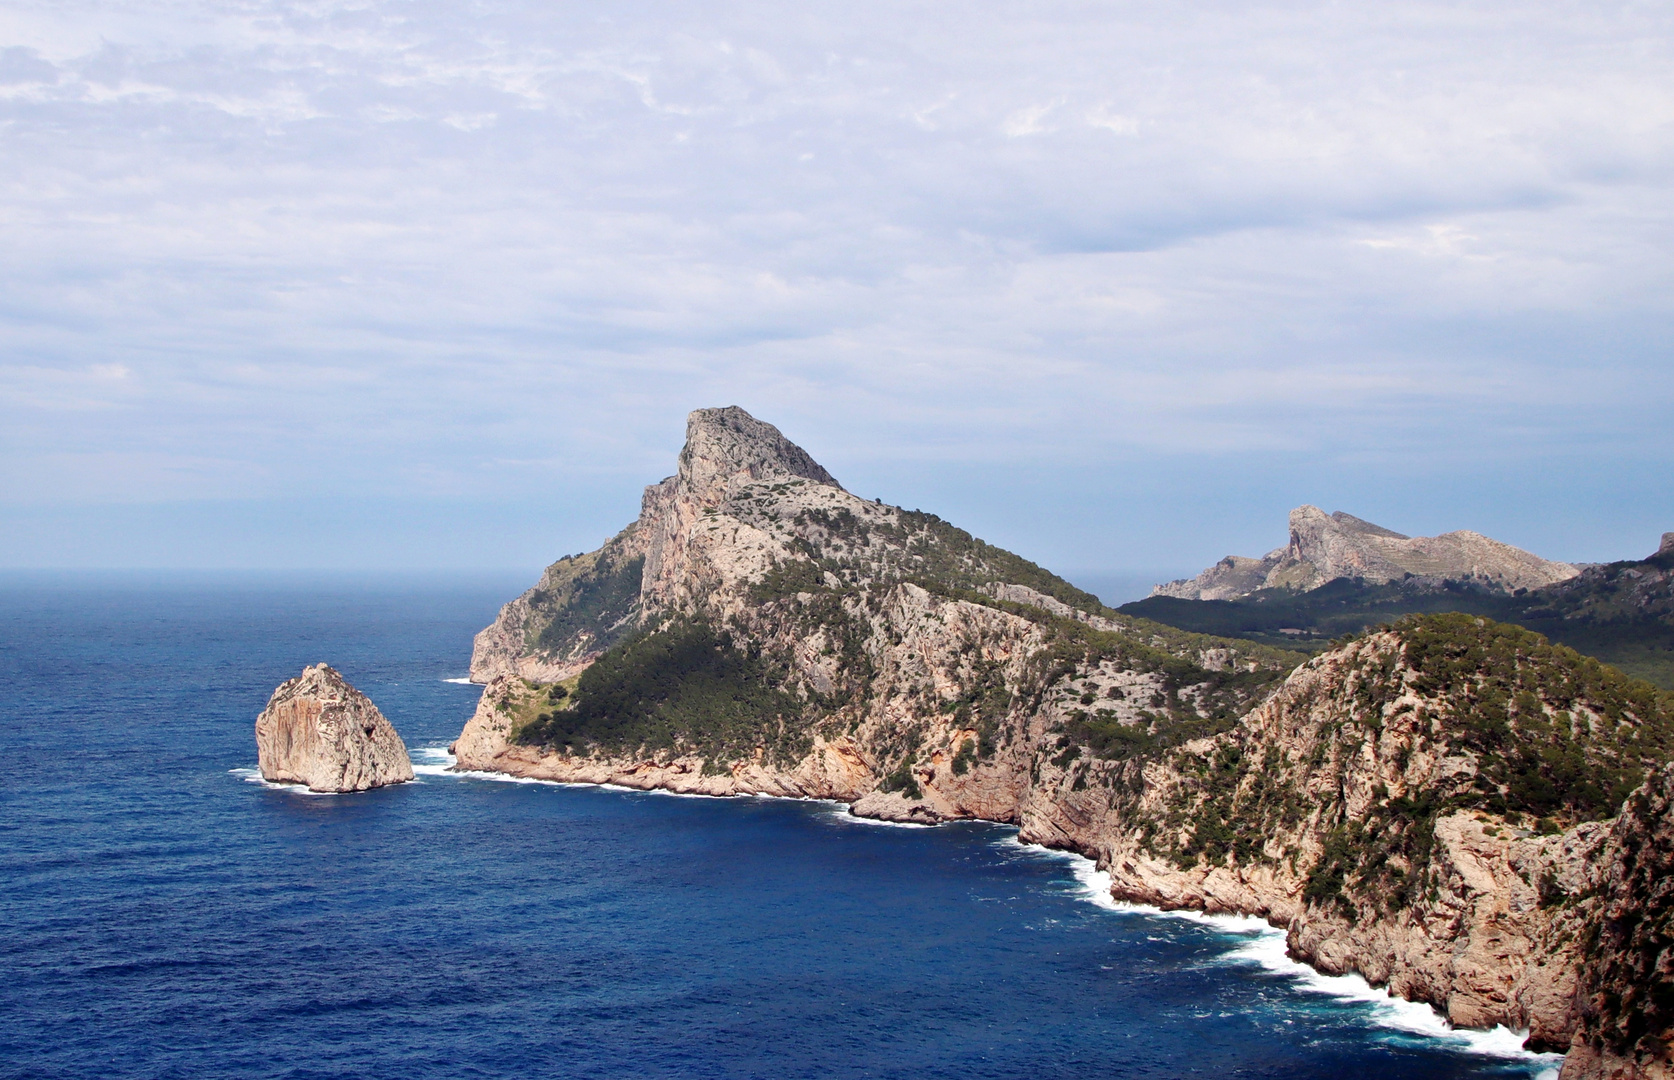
[0,574,1561,1079]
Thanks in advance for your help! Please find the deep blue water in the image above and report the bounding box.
[0,574,1561,1079]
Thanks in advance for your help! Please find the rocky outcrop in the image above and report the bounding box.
[1155,506,1578,599]
[1080,620,1649,1048]
[455,407,1674,1071]
[1562,763,1674,1079]
[470,527,649,683]
[256,664,413,792]
[470,408,840,683]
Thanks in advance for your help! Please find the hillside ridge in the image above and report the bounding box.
[454,408,1674,1077]
[1155,505,1578,600]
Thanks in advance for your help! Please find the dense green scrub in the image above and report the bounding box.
[1395,613,1674,819]
[530,550,645,654]
[515,617,809,768]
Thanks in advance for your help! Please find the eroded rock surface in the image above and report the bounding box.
[1562,763,1674,1079]
[256,664,413,792]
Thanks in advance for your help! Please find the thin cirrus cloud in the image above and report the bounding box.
[0,0,1669,573]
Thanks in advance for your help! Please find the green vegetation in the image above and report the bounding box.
[1020,616,1301,760]
[892,510,1110,614]
[1393,613,1674,821]
[1144,613,1674,922]
[515,617,809,766]
[529,548,645,655]
[878,759,923,799]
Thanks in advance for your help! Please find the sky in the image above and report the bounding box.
[1,0,1671,589]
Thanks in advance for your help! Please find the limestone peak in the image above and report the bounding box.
[1155,506,1578,600]
[677,406,841,499]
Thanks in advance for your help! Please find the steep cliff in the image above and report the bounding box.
[460,409,1296,799]
[454,406,1674,1067]
[1154,506,1578,600]
[1562,762,1674,1079]
[256,664,413,792]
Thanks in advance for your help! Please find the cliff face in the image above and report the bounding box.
[1083,617,1667,1049]
[256,664,413,792]
[455,406,1674,1067]
[1561,763,1674,1079]
[1154,506,1578,600]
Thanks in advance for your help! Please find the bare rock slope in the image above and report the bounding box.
[257,664,413,792]
[455,406,1674,1070]
[1155,506,1578,600]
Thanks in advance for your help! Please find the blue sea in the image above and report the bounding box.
[0,574,1563,1079]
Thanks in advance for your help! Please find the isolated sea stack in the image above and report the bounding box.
[255,664,413,792]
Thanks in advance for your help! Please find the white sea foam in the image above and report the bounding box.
[821,807,934,828]
[409,746,458,778]
[405,749,933,823]
[410,746,566,785]
[1001,838,1560,1075]
[227,766,338,795]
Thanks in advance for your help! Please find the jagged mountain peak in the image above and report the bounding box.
[470,406,1130,684]
[677,406,841,501]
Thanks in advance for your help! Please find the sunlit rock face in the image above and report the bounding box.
[456,407,1674,1073]
[256,664,413,793]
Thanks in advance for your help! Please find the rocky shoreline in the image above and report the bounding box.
[451,407,1674,1079]
[448,643,1612,1064]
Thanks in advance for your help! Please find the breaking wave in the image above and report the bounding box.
[1009,839,1561,1077]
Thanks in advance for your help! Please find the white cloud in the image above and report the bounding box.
[0,0,1669,568]
[1002,97,1064,136]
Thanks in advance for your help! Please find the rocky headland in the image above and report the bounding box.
[453,406,1674,1077]
[257,663,414,792]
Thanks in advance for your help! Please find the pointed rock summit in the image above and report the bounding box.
[469,405,857,683]
[677,406,841,504]
[1155,505,1578,600]
[255,664,413,792]
[450,407,1674,1074]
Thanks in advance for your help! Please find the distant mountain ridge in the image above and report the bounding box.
[1155,505,1579,600]
[1126,528,1674,690]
